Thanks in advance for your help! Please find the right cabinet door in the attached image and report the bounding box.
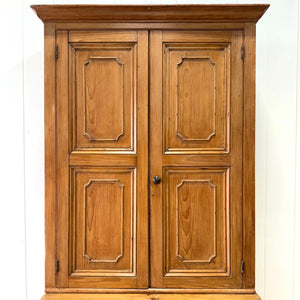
[150,30,244,288]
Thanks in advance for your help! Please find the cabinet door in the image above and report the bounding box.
[150,30,244,288]
[55,30,149,288]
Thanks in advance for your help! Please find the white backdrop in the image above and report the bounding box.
[0,1,299,300]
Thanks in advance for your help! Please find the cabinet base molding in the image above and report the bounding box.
[45,289,256,294]
[41,293,261,300]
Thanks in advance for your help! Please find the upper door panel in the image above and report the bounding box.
[163,43,230,154]
[69,41,136,153]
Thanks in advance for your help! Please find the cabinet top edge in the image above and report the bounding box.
[31,4,269,24]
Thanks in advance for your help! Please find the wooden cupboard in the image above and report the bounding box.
[32,4,269,299]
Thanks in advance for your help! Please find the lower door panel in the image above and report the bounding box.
[163,168,230,278]
[69,168,136,280]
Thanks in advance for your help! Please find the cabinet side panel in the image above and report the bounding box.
[243,23,256,289]
[44,23,56,289]
[56,30,70,288]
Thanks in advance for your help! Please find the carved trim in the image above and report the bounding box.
[177,56,216,67]
[176,57,216,142]
[83,56,125,142]
[83,179,124,264]
[175,179,217,263]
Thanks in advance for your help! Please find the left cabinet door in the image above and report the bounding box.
[54,30,149,289]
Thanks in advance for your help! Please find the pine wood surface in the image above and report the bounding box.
[44,23,56,289]
[54,29,149,288]
[41,293,261,300]
[35,4,269,297]
[54,23,246,31]
[149,29,243,289]
[243,23,257,289]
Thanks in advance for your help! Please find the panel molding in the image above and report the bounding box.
[175,179,217,263]
[70,42,137,153]
[83,56,125,142]
[176,57,216,142]
[83,179,124,264]
[163,167,230,278]
[69,167,137,278]
[163,43,231,155]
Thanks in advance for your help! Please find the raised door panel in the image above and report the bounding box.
[69,168,136,278]
[70,43,136,152]
[164,168,230,277]
[163,43,230,154]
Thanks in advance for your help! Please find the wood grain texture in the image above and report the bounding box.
[228,29,244,290]
[164,168,230,277]
[83,180,124,264]
[70,40,136,152]
[243,23,256,289]
[150,30,243,289]
[162,31,233,43]
[54,29,149,289]
[135,30,149,288]
[149,30,164,288]
[163,41,230,154]
[176,57,216,141]
[56,22,246,31]
[37,4,267,295]
[69,30,137,43]
[162,155,231,167]
[69,168,135,277]
[83,57,124,142]
[69,153,137,166]
[41,293,262,299]
[45,288,256,294]
[56,30,70,288]
[31,4,269,23]
[44,23,56,289]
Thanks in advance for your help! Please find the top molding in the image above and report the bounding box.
[31,4,269,23]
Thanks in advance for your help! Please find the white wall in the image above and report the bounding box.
[0,1,299,300]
